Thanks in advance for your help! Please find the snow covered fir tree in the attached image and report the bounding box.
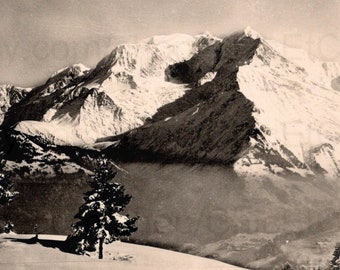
[0,158,18,234]
[0,159,18,207]
[2,220,14,234]
[67,158,138,259]
[330,243,340,270]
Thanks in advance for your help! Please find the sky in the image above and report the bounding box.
[0,0,340,87]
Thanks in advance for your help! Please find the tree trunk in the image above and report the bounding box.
[98,237,104,259]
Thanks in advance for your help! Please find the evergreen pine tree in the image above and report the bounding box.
[330,242,340,270]
[67,159,138,259]
[0,160,18,206]
[3,220,14,233]
[281,262,293,270]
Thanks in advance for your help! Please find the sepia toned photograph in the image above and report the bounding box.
[0,0,340,269]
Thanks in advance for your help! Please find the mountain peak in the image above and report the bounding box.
[244,26,262,40]
[141,33,195,45]
[50,63,90,79]
[196,31,214,38]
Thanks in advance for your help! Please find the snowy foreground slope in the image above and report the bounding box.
[0,234,246,270]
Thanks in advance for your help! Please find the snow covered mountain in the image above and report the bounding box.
[2,28,340,270]
[2,28,340,180]
[0,84,31,124]
[236,28,340,179]
[2,33,218,145]
[104,27,340,180]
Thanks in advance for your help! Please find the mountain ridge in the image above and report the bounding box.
[1,33,218,145]
[1,28,340,180]
[100,28,340,180]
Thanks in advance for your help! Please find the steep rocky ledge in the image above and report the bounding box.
[1,64,90,128]
[104,31,261,165]
[0,85,30,124]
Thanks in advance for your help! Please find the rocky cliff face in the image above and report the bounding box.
[2,64,90,128]
[104,31,260,164]
[0,85,31,124]
[104,28,340,180]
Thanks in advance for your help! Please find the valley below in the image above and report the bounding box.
[2,162,340,269]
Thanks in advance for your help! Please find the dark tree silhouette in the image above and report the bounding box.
[281,262,293,270]
[0,160,18,206]
[3,220,14,233]
[330,242,340,270]
[67,159,138,259]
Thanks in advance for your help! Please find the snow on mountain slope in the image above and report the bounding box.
[0,234,246,270]
[39,63,91,98]
[103,28,340,179]
[0,85,31,124]
[14,89,124,145]
[82,33,219,136]
[2,64,91,129]
[235,28,340,179]
[1,131,92,177]
[8,33,219,146]
[3,28,339,179]
[50,63,89,79]
[198,71,217,86]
